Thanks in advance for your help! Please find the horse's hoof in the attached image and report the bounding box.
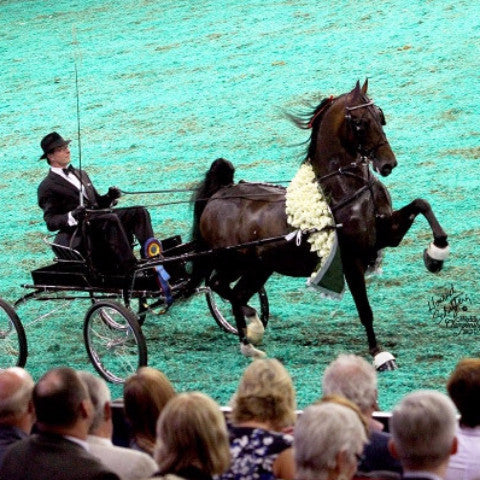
[240,343,267,359]
[423,243,450,273]
[373,351,397,372]
[246,314,265,345]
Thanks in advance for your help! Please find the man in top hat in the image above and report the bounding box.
[38,132,158,273]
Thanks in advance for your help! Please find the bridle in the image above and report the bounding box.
[313,98,387,214]
[345,100,388,160]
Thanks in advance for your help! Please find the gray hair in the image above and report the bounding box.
[295,402,368,480]
[322,354,377,413]
[78,371,111,433]
[0,368,34,420]
[390,390,457,469]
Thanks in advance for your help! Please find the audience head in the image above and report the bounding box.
[0,367,35,432]
[33,367,92,435]
[319,394,369,434]
[322,354,378,415]
[389,390,457,471]
[295,402,368,480]
[123,366,176,453]
[78,371,111,434]
[155,391,230,476]
[231,358,296,431]
[447,358,480,428]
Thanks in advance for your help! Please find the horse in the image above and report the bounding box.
[189,80,450,370]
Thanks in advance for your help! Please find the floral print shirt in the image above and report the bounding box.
[216,425,293,480]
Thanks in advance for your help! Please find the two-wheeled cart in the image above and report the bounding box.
[0,233,270,383]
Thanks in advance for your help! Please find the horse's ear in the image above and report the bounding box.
[354,80,361,93]
[361,78,369,95]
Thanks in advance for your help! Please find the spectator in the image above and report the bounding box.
[322,354,402,473]
[147,391,230,480]
[389,390,458,480]
[78,371,158,480]
[217,358,296,480]
[123,367,176,456]
[0,367,119,480]
[445,358,480,480]
[0,367,35,465]
[295,402,368,480]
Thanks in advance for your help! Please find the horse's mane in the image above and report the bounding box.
[191,158,235,244]
[288,94,341,163]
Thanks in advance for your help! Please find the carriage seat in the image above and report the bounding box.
[43,236,85,263]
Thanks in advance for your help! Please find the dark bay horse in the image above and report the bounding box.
[190,80,450,369]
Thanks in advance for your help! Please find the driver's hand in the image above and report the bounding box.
[108,186,122,200]
[71,205,86,221]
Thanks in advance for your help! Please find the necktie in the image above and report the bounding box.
[63,165,74,176]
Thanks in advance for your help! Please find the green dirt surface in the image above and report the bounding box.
[1,0,479,409]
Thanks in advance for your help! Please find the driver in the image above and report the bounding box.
[37,132,158,273]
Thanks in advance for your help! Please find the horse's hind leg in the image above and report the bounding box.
[378,199,449,272]
[231,268,272,358]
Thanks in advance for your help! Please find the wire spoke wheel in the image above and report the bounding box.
[84,300,147,384]
[206,287,269,335]
[0,299,27,368]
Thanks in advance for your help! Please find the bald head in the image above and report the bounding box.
[0,368,34,422]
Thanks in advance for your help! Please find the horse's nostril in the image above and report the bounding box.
[381,165,392,176]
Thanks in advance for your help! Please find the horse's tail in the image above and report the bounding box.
[186,158,235,294]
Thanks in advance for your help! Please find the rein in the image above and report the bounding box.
[314,158,376,213]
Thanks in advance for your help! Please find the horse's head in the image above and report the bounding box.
[343,80,397,176]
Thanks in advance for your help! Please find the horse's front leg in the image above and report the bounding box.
[378,199,449,272]
[343,256,397,371]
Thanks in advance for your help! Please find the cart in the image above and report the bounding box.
[0,231,269,383]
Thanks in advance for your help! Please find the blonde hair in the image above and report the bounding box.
[231,358,296,430]
[123,367,176,454]
[155,392,230,476]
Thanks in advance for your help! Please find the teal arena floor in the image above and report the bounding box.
[1,0,479,408]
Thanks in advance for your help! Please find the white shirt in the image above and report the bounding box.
[404,471,444,480]
[50,165,87,226]
[446,425,480,480]
[64,434,90,451]
[86,435,158,480]
[51,165,84,192]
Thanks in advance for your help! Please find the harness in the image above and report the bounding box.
[315,100,385,215]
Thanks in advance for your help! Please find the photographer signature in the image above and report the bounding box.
[428,285,478,334]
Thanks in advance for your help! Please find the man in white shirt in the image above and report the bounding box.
[389,390,458,480]
[37,132,157,273]
[78,371,157,480]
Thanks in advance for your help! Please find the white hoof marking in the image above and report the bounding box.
[246,314,264,345]
[240,343,267,358]
[427,242,450,261]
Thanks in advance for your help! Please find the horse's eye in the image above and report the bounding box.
[354,118,365,132]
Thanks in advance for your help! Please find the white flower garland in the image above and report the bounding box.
[285,162,336,280]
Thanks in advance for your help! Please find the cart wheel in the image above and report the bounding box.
[0,299,27,368]
[206,287,269,335]
[84,300,147,384]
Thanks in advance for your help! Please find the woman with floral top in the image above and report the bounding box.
[217,358,296,480]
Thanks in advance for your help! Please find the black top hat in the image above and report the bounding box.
[39,132,71,159]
